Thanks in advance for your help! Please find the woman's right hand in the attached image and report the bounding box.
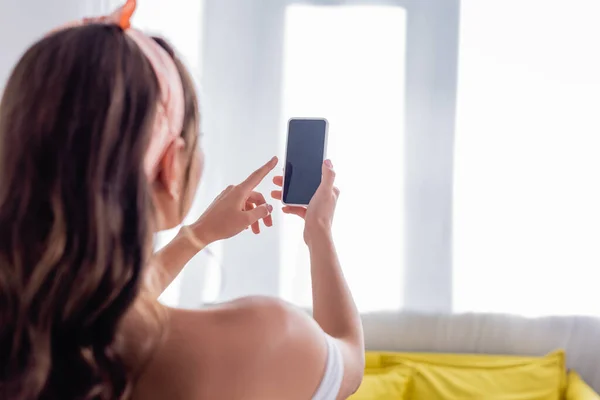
[191,157,278,244]
[271,160,340,244]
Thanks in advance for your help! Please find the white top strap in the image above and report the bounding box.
[312,334,344,400]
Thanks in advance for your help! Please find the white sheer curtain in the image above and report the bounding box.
[454,0,600,317]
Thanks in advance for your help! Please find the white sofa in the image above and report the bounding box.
[362,312,600,393]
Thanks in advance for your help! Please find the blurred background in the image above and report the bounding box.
[2,0,600,317]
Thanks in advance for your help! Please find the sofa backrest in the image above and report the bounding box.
[362,312,600,392]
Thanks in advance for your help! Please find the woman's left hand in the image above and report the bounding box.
[189,156,278,244]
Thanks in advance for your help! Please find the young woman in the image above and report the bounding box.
[0,2,364,399]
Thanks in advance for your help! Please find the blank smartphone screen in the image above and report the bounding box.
[283,119,327,205]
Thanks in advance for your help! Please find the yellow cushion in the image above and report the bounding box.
[566,371,600,400]
[349,366,412,400]
[366,350,566,400]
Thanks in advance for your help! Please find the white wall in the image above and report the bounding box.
[0,0,109,92]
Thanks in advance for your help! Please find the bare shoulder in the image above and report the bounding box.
[180,296,328,377]
[208,295,315,334]
[134,297,328,400]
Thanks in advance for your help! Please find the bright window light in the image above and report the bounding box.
[280,5,406,312]
[454,0,600,316]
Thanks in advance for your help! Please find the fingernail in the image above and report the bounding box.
[324,159,333,168]
[267,204,273,213]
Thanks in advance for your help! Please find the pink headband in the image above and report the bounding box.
[50,0,185,180]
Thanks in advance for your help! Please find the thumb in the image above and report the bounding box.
[246,203,273,224]
[321,159,336,188]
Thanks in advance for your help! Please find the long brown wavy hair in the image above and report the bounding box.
[0,24,199,399]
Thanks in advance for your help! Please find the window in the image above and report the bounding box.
[454,0,600,316]
[280,5,406,312]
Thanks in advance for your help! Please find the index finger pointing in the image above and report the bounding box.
[239,156,278,191]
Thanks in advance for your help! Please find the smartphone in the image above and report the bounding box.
[282,118,329,206]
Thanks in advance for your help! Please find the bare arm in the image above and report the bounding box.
[304,163,364,397]
[148,228,205,296]
[147,157,278,297]
[308,229,362,344]
[308,230,364,395]
[274,160,365,398]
